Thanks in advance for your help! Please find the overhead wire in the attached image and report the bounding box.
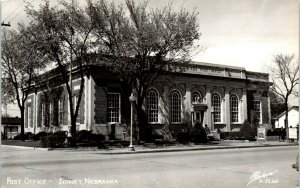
[2,0,10,9]
[6,0,38,23]
[3,0,25,22]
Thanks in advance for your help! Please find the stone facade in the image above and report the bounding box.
[24,62,271,140]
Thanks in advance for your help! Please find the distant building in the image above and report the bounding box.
[24,61,271,140]
[2,117,21,139]
[274,106,299,128]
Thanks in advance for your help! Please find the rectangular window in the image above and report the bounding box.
[147,90,159,123]
[49,102,53,126]
[253,100,261,123]
[231,111,239,123]
[28,106,32,128]
[212,94,221,123]
[73,96,80,124]
[230,95,239,123]
[41,103,45,127]
[107,93,121,123]
[58,99,64,125]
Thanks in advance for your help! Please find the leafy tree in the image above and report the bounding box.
[89,0,201,141]
[269,54,299,133]
[1,77,15,108]
[24,0,96,145]
[1,28,46,141]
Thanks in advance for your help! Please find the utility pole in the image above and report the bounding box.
[1,21,10,138]
[69,0,74,138]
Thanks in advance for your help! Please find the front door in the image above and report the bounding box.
[192,111,204,126]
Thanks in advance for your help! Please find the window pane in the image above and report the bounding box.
[253,100,261,123]
[73,96,80,124]
[59,99,64,125]
[49,102,53,126]
[147,90,158,123]
[41,103,45,127]
[107,93,120,123]
[212,94,221,122]
[171,91,181,123]
[28,106,32,128]
[230,95,239,122]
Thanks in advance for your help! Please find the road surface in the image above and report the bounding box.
[2,146,298,188]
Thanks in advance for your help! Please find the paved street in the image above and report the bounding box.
[2,146,299,188]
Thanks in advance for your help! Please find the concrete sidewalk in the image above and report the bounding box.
[2,140,298,154]
[96,140,298,154]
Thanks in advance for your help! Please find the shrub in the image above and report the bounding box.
[89,133,105,143]
[76,130,93,143]
[76,130,105,143]
[40,131,67,148]
[176,131,190,143]
[74,130,106,147]
[32,132,48,141]
[14,132,33,140]
[191,122,207,143]
[239,120,255,140]
[140,125,154,142]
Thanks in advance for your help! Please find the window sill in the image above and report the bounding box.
[213,122,224,124]
[148,122,162,125]
[107,122,121,125]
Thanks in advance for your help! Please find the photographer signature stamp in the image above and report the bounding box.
[247,170,279,186]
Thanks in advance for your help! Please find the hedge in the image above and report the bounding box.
[40,131,67,148]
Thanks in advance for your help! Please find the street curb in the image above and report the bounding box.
[99,144,298,155]
[2,143,297,153]
[2,145,49,151]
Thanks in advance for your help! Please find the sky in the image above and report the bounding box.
[1,0,298,73]
[1,0,299,116]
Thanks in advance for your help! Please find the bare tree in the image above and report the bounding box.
[89,0,201,141]
[269,90,285,119]
[1,28,46,141]
[269,54,299,133]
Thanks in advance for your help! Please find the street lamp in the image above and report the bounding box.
[129,93,136,151]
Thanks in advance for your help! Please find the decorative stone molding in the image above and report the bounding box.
[191,85,206,98]
[253,90,263,99]
[169,83,186,97]
[211,86,225,98]
[153,82,164,95]
[229,87,243,99]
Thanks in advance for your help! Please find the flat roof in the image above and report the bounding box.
[189,61,245,70]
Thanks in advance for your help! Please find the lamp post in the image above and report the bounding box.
[129,93,136,151]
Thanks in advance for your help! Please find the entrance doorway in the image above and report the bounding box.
[193,111,202,124]
[191,104,208,127]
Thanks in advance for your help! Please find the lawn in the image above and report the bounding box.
[2,140,41,147]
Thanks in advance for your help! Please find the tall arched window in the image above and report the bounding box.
[147,89,159,123]
[212,93,221,122]
[192,92,202,104]
[230,94,239,123]
[171,90,182,123]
